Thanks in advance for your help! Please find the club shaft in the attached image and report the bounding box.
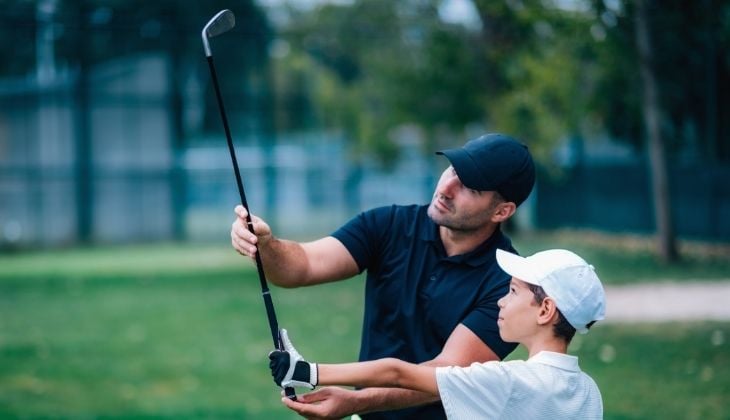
[206,55,279,337]
[206,56,296,399]
[204,13,296,401]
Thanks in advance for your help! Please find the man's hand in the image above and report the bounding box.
[231,205,272,258]
[269,329,318,390]
[281,386,364,419]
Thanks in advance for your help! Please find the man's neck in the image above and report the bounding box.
[439,223,498,257]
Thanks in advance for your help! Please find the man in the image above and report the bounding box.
[231,133,535,419]
[269,248,606,420]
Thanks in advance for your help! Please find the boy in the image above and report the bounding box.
[269,248,606,419]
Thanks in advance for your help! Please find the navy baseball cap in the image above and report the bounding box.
[436,133,535,206]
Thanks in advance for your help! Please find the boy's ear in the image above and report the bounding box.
[536,297,559,327]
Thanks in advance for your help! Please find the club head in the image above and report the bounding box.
[202,9,236,57]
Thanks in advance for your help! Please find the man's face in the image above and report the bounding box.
[427,166,501,231]
[497,278,541,343]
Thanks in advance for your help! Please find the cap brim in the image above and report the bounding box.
[436,149,490,192]
[496,249,541,285]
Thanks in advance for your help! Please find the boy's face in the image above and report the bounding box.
[497,278,541,343]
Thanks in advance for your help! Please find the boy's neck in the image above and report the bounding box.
[524,333,569,358]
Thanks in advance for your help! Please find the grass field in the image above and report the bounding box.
[1,233,728,418]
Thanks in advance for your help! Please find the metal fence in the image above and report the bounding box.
[0,53,437,248]
[536,163,730,241]
[2,53,729,249]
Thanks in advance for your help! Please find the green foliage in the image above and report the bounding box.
[271,0,730,164]
[10,0,730,162]
[277,1,487,164]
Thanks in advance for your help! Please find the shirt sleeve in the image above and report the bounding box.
[460,267,518,360]
[330,206,393,273]
[435,362,513,420]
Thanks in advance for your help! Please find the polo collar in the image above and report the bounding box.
[462,228,505,266]
[528,351,580,372]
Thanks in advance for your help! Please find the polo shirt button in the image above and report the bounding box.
[430,275,437,281]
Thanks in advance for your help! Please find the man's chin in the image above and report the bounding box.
[427,205,446,224]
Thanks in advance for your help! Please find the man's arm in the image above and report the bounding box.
[281,324,500,418]
[231,205,359,287]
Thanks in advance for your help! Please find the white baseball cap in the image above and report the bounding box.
[496,249,606,334]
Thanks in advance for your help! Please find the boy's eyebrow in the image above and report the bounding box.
[510,278,528,289]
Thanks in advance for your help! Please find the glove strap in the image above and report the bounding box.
[310,362,318,386]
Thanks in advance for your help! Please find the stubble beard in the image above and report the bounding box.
[428,199,488,232]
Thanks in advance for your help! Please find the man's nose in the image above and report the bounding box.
[439,176,460,197]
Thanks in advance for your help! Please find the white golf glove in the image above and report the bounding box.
[268,329,318,390]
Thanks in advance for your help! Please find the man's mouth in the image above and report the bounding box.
[433,197,451,212]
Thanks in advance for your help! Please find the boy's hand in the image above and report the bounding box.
[269,329,318,389]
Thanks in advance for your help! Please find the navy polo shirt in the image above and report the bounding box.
[331,204,519,420]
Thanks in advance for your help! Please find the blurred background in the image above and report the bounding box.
[0,0,729,418]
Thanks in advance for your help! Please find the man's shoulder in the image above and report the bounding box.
[362,204,431,230]
[365,203,427,217]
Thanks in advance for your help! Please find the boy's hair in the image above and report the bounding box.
[527,283,595,343]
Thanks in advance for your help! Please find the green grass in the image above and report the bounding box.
[0,235,728,418]
[506,323,730,420]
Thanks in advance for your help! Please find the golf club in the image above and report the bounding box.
[202,9,296,401]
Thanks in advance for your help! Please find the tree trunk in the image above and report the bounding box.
[635,0,679,262]
[73,1,93,244]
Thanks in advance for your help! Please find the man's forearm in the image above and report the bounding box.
[348,386,441,414]
[338,357,451,414]
[259,237,310,287]
[260,236,358,288]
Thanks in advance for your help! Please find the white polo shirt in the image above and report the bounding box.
[435,351,603,419]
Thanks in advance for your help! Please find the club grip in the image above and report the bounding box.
[285,386,297,401]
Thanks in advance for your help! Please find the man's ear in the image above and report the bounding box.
[536,298,559,327]
[491,201,517,223]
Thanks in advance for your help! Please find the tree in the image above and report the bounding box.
[270,0,730,250]
[277,0,491,165]
[635,0,677,262]
[472,1,601,159]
